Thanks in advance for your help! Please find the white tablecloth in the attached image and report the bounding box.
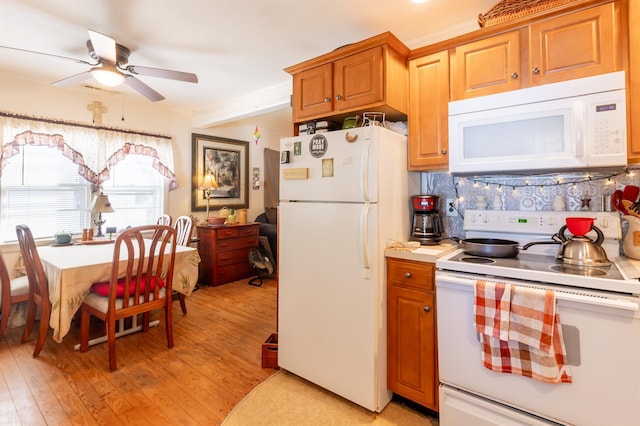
[37,240,200,342]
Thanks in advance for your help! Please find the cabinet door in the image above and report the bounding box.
[529,3,617,85]
[388,284,437,410]
[452,30,521,100]
[629,0,640,162]
[334,46,384,112]
[292,63,333,122]
[408,51,449,171]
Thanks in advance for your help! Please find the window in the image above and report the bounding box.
[100,155,166,231]
[0,145,166,243]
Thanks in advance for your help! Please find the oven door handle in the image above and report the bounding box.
[437,274,640,312]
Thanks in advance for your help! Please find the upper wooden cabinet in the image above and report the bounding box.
[452,30,522,100]
[285,32,409,125]
[627,0,639,162]
[408,51,450,170]
[529,3,618,85]
[292,63,334,120]
[451,2,620,100]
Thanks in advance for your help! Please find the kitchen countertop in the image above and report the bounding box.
[385,243,458,263]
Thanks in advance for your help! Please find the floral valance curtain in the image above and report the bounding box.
[0,112,177,190]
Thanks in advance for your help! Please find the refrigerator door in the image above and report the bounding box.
[278,201,391,412]
[280,127,405,203]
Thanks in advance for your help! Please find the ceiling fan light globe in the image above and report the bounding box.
[91,67,124,87]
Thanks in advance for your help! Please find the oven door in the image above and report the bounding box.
[436,270,640,426]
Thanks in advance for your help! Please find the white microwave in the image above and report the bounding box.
[448,71,627,174]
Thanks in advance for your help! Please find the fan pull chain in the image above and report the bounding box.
[121,92,125,121]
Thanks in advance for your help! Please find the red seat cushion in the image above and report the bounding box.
[91,275,164,298]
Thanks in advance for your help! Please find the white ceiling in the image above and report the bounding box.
[0,0,498,126]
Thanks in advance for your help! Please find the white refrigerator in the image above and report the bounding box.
[278,126,411,412]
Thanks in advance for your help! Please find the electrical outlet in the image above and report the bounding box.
[446,198,458,217]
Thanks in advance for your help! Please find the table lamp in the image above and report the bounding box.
[91,192,115,237]
[198,171,218,218]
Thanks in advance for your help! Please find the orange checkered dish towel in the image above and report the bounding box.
[474,281,572,384]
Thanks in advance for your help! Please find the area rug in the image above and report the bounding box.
[222,370,438,425]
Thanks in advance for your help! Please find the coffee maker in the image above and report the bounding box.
[410,195,443,245]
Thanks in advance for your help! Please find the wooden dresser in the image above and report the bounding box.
[196,222,260,286]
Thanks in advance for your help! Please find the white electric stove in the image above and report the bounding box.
[436,210,640,426]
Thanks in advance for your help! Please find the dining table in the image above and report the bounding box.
[37,238,201,344]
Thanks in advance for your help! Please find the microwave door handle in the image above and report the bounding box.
[575,101,586,158]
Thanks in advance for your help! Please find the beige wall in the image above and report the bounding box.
[192,112,292,223]
[0,75,291,227]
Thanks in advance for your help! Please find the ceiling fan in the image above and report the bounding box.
[1,29,198,102]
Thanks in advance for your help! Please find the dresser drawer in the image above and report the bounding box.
[387,258,434,291]
[217,247,253,266]
[216,227,239,239]
[216,235,259,252]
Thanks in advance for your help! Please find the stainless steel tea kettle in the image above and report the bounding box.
[552,224,610,267]
[522,218,610,267]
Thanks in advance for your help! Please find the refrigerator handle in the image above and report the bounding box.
[361,138,371,202]
[360,204,371,279]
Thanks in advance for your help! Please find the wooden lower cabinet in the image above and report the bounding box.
[387,258,438,411]
[197,223,259,286]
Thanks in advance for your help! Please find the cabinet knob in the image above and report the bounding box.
[511,72,518,79]
[324,97,331,103]
[335,94,343,101]
[404,272,412,279]
[532,67,541,74]
[441,149,447,155]
[424,306,431,312]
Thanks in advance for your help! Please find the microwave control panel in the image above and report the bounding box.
[587,89,626,161]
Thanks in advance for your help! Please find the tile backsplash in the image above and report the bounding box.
[420,168,640,239]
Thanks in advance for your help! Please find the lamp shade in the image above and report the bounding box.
[198,171,219,190]
[91,65,125,87]
[91,193,115,213]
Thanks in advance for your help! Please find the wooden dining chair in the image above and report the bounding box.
[79,224,177,371]
[173,215,193,314]
[15,224,53,357]
[0,250,30,338]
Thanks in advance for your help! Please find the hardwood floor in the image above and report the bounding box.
[0,278,278,425]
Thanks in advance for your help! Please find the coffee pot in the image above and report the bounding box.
[410,195,443,245]
[552,218,610,267]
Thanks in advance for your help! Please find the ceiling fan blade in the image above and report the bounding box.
[88,29,117,63]
[125,65,198,83]
[52,71,92,87]
[124,75,164,102]
[0,46,94,65]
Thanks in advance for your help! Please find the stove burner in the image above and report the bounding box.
[549,264,610,277]
[460,256,496,264]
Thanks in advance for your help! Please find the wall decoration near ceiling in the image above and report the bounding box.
[254,125,261,144]
[191,133,249,211]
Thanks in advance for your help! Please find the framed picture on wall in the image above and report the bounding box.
[191,133,249,211]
